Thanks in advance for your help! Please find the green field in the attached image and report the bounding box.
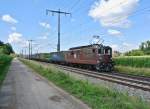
[0,54,12,85]
[113,56,150,77]
[20,59,150,109]
[114,56,150,68]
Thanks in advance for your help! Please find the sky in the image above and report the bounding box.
[0,0,150,54]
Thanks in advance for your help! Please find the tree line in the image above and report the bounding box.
[0,40,14,55]
[125,40,150,56]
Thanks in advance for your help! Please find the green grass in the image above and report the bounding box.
[114,56,150,68]
[20,58,150,109]
[0,54,12,85]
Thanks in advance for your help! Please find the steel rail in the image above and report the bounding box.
[34,60,150,92]
[56,64,150,86]
[55,65,150,91]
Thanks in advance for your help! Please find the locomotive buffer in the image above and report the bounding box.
[46,9,71,52]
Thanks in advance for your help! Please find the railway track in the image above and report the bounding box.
[112,72,150,81]
[35,60,150,92]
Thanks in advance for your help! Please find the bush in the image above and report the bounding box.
[0,54,12,85]
[125,50,144,56]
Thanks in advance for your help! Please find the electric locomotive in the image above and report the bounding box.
[49,44,114,72]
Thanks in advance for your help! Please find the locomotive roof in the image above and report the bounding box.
[69,44,102,50]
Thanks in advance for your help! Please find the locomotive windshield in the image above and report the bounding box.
[104,47,112,56]
[105,49,111,55]
[98,46,112,55]
[98,48,104,54]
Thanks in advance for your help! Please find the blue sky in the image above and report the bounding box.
[0,0,150,54]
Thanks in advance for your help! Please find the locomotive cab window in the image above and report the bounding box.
[92,49,96,53]
[98,48,104,54]
[105,48,111,55]
[71,51,74,55]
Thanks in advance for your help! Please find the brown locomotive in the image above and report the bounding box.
[49,44,114,72]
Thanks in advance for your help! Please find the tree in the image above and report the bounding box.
[139,42,145,50]
[0,40,4,46]
[146,40,150,50]
[139,40,150,55]
[0,41,14,55]
[4,43,14,54]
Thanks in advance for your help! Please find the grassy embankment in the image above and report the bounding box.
[0,54,12,85]
[20,58,150,109]
[113,56,150,77]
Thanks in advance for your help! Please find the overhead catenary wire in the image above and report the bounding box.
[55,0,146,36]
[53,0,93,31]
[59,0,72,11]
[69,0,81,12]
[67,3,150,37]
[47,0,150,52]
[64,9,150,48]
[69,2,149,38]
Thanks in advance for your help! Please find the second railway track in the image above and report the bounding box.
[36,61,150,92]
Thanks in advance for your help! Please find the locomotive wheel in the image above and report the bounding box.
[105,66,111,72]
[95,64,101,72]
[105,64,112,72]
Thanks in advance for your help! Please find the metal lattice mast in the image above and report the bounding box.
[46,9,71,52]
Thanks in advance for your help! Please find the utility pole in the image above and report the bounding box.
[25,48,26,58]
[46,9,71,52]
[31,40,33,58]
[21,49,23,58]
[28,40,33,59]
[28,40,30,59]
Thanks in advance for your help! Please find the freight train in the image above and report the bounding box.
[32,44,114,72]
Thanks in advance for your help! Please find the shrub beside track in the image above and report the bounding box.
[0,54,12,85]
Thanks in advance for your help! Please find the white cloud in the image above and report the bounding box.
[111,42,138,52]
[8,32,22,43]
[111,44,119,51]
[37,32,49,40]
[8,32,28,47]
[108,29,122,36]
[38,36,48,40]
[11,27,16,31]
[21,40,29,48]
[122,42,138,51]
[39,22,50,29]
[89,0,139,28]
[2,14,18,24]
[123,42,131,47]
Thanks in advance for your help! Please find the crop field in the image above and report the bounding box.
[114,56,150,68]
[113,56,150,77]
[0,54,12,85]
